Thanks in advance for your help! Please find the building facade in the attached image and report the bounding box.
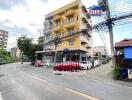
[10,47,21,61]
[93,46,108,58]
[0,29,8,49]
[40,0,93,64]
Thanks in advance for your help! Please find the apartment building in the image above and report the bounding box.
[0,29,8,49]
[39,0,93,64]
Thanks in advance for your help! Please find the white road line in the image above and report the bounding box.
[65,88,99,100]
[0,92,3,100]
[104,81,132,89]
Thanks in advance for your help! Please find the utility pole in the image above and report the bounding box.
[105,0,115,67]
[54,37,61,64]
[54,43,57,64]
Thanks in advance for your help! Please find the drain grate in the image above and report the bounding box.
[0,74,5,77]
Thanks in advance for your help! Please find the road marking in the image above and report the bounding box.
[0,92,3,100]
[65,88,99,100]
[104,81,132,89]
[21,71,47,83]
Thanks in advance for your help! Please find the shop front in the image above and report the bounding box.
[115,39,132,79]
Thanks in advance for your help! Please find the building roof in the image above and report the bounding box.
[0,29,8,34]
[45,0,81,18]
[115,39,132,48]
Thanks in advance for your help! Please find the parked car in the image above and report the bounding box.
[54,61,80,71]
[94,60,101,67]
[35,60,44,67]
[80,61,92,70]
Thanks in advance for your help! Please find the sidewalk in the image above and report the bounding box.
[83,61,132,87]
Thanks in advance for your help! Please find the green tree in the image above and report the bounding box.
[0,49,16,64]
[17,36,43,65]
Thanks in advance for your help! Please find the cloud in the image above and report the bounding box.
[2,0,131,54]
[0,0,99,49]
[0,0,27,10]
[7,35,17,50]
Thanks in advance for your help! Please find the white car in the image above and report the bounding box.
[80,61,92,70]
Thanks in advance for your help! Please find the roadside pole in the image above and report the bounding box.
[54,37,61,64]
[54,44,57,64]
[105,0,115,67]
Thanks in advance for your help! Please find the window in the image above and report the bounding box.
[67,15,74,23]
[76,16,78,21]
[69,40,74,46]
[56,32,61,38]
[45,34,51,41]
[82,57,86,61]
[68,28,74,35]
[55,20,61,27]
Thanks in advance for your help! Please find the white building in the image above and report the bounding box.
[0,29,8,49]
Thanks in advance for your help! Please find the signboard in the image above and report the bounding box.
[124,47,132,59]
[87,5,102,16]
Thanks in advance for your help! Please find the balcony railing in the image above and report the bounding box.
[64,18,79,28]
[65,10,78,16]
[53,24,63,32]
[53,15,61,21]
[44,35,52,43]
[43,27,52,35]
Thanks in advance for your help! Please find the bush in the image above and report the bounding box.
[0,49,17,65]
[102,56,111,65]
[0,62,6,65]
[113,64,121,80]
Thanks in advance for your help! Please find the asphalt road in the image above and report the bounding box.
[0,63,96,100]
[0,63,132,100]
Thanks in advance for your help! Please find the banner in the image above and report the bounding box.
[124,47,132,59]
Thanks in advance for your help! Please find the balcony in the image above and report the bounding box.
[80,35,89,43]
[65,10,78,16]
[86,44,91,49]
[44,38,52,44]
[53,25,63,32]
[53,15,61,21]
[80,44,91,52]
[81,40,87,45]
[64,20,79,28]
[43,27,52,35]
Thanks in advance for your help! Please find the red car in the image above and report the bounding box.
[35,60,44,67]
[54,61,80,71]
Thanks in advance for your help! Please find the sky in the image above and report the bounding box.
[0,0,132,54]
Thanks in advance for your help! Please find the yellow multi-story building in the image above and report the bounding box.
[41,0,93,64]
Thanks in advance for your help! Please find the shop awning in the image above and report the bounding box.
[115,39,132,48]
[36,50,55,54]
